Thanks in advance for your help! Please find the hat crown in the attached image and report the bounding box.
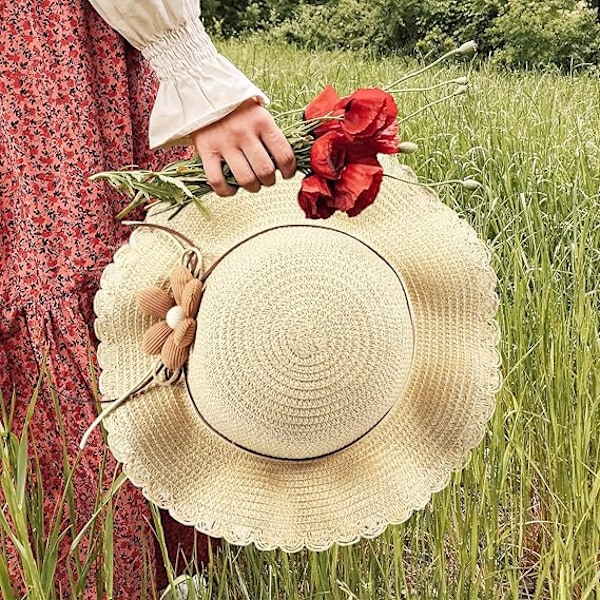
[187,226,414,460]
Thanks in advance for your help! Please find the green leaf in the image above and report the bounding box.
[0,555,15,599]
[69,472,127,553]
[102,499,114,598]
[156,174,195,198]
[15,428,28,509]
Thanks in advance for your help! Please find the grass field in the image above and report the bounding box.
[2,40,599,599]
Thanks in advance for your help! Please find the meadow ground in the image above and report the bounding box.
[1,40,599,599]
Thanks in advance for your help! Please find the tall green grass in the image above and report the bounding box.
[0,367,130,599]
[1,41,598,598]
[213,40,600,600]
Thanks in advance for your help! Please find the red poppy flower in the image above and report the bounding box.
[345,120,401,162]
[305,85,399,147]
[297,175,336,219]
[304,84,344,136]
[333,160,384,217]
[298,159,384,219]
[339,88,398,140]
[300,85,399,219]
[309,130,348,180]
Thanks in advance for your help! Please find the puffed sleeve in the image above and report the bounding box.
[87,0,269,148]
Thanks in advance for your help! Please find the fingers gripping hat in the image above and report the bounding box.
[90,157,501,552]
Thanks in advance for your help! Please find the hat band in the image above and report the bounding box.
[183,369,401,462]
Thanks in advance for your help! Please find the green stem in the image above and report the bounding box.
[384,173,474,190]
[383,47,463,89]
[387,78,468,94]
[397,89,465,125]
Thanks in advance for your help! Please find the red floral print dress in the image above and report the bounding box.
[0,0,263,596]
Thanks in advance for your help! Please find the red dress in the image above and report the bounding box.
[0,1,208,596]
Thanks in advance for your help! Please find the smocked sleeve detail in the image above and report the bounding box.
[88,0,269,148]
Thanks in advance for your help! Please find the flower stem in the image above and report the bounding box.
[397,88,468,125]
[383,173,480,191]
[386,77,468,94]
[383,43,475,90]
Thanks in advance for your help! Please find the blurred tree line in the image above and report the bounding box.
[200,0,600,70]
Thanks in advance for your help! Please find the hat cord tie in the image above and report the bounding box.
[79,360,183,450]
[79,224,204,450]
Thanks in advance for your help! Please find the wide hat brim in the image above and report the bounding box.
[94,157,501,552]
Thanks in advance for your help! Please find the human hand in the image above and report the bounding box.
[190,99,297,197]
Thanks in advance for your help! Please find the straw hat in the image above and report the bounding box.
[93,156,501,552]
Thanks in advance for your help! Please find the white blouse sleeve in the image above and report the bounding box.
[87,0,269,148]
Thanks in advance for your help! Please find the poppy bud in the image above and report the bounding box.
[457,41,477,55]
[398,141,418,154]
[462,179,481,191]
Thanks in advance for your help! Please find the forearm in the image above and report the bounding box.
[87,0,268,148]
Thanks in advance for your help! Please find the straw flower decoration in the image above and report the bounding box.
[137,264,203,370]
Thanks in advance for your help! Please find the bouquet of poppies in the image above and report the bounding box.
[92,41,478,221]
[297,85,402,219]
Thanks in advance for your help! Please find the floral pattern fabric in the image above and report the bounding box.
[0,0,208,596]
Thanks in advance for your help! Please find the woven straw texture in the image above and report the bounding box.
[94,156,501,552]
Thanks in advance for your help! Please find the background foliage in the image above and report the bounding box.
[200,0,600,70]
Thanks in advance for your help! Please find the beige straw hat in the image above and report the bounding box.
[92,156,501,552]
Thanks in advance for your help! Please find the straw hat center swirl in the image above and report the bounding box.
[186,226,415,460]
[287,326,327,360]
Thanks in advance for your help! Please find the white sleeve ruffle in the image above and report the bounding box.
[88,0,269,148]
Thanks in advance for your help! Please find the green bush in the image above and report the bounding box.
[201,0,315,36]
[202,0,600,70]
[270,0,497,57]
[271,0,384,52]
[270,0,440,53]
[414,0,504,58]
[490,0,600,69]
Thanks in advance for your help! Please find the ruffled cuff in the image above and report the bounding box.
[141,18,269,148]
